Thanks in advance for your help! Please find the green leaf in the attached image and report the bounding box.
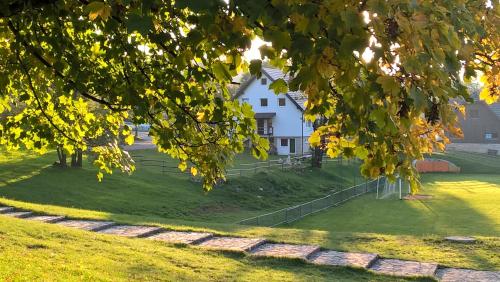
[84,1,111,21]
[410,86,426,111]
[269,78,288,94]
[126,14,153,35]
[212,62,232,81]
[175,0,222,12]
[370,108,386,128]
[249,60,262,78]
[376,76,400,95]
[354,146,369,160]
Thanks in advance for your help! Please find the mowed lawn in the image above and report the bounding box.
[289,174,500,237]
[0,149,360,223]
[2,216,427,282]
[1,149,499,272]
[287,173,500,270]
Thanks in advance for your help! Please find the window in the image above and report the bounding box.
[241,98,249,103]
[469,109,479,118]
[280,138,288,146]
[278,98,286,107]
[261,78,267,85]
[260,98,268,107]
[306,121,313,128]
[485,132,498,140]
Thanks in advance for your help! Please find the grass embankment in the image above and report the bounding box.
[1,150,499,272]
[2,216,428,282]
[0,150,360,223]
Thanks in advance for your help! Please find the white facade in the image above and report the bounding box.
[236,69,314,155]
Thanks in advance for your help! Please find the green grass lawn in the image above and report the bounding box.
[0,149,360,223]
[287,173,500,270]
[1,149,499,273]
[2,216,428,282]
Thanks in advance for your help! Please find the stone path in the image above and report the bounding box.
[310,250,378,269]
[198,237,266,252]
[56,220,115,231]
[98,225,163,238]
[148,231,213,245]
[251,243,320,260]
[444,236,476,244]
[0,206,14,213]
[26,215,65,223]
[3,211,33,218]
[436,268,500,282]
[369,258,438,277]
[1,205,499,281]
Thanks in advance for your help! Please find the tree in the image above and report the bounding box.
[0,0,497,190]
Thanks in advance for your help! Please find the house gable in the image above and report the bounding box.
[235,72,313,139]
[234,68,305,112]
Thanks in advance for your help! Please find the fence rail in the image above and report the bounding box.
[132,154,350,178]
[238,178,381,227]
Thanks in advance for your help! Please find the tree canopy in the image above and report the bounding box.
[0,0,498,190]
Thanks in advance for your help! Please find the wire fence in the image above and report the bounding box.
[131,154,353,179]
[237,178,382,227]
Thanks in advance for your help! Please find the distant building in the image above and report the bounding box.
[448,87,500,155]
[234,67,313,155]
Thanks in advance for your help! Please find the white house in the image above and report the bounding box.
[234,67,313,155]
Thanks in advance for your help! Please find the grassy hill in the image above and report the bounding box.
[2,216,425,281]
[1,149,499,273]
[0,149,361,223]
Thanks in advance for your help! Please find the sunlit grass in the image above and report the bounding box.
[2,216,427,282]
[0,150,499,271]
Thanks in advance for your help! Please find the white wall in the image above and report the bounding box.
[238,76,314,155]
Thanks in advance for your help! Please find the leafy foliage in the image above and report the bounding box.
[0,0,497,189]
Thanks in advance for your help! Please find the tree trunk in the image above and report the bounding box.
[71,153,77,167]
[71,149,83,168]
[312,146,323,168]
[56,146,67,167]
[311,117,326,168]
[76,149,83,167]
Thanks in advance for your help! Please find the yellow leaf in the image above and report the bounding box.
[178,161,187,172]
[309,132,321,146]
[124,134,134,145]
[479,87,496,104]
[190,166,198,176]
[97,172,103,182]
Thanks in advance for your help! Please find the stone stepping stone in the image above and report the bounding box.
[147,231,213,245]
[26,215,65,223]
[444,236,476,244]
[3,211,33,218]
[435,268,500,282]
[369,258,438,277]
[309,250,378,269]
[0,206,15,214]
[250,243,320,260]
[56,220,115,231]
[198,237,266,252]
[97,225,163,238]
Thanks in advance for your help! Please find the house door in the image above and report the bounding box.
[257,119,264,135]
[289,138,295,154]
